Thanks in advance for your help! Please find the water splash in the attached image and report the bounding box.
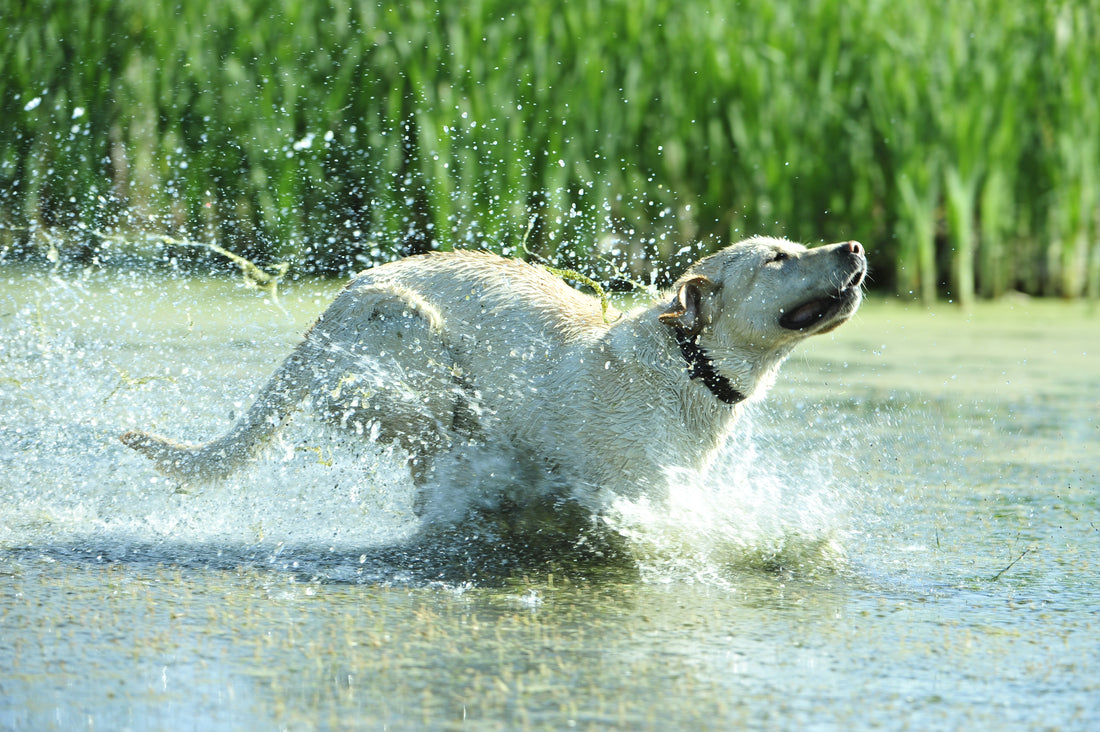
[603,413,852,585]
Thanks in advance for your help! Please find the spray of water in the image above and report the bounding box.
[601,411,851,585]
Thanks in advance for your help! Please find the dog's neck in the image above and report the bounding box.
[672,327,747,406]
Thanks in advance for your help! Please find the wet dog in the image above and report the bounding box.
[121,237,866,511]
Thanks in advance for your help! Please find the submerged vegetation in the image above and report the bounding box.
[2,0,1098,300]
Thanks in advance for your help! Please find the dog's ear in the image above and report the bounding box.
[658,276,715,337]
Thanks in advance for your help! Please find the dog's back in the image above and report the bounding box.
[349,251,615,348]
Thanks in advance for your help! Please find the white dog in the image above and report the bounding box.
[121,236,866,513]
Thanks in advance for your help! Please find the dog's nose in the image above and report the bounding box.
[844,240,864,256]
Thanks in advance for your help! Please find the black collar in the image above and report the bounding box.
[673,328,747,406]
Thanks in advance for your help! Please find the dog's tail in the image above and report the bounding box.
[119,343,318,482]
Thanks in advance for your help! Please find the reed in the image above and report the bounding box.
[1,0,1097,299]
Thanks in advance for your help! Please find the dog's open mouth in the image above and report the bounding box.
[778,264,866,331]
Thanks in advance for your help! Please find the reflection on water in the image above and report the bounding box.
[1,266,1097,729]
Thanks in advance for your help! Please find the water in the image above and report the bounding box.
[1,265,1097,730]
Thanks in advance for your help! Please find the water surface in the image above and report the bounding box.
[1,267,1097,730]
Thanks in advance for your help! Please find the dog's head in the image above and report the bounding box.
[660,236,867,354]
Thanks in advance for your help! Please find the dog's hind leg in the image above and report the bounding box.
[308,283,464,475]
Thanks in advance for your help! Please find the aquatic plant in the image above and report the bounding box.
[1,0,1097,300]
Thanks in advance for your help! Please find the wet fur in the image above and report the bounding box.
[121,236,866,510]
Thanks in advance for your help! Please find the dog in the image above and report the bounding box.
[121,236,866,514]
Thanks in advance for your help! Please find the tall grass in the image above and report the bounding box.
[1,0,1097,300]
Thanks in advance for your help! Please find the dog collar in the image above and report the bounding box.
[673,328,747,406]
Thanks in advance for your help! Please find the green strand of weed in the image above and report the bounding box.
[541,265,618,324]
[91,230,288,308]
[521,214,618,323]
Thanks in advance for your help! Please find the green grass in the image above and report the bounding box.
[1,0,1098,300]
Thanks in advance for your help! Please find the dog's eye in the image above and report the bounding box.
[768,251,790,264]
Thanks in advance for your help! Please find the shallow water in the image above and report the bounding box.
[1,266,1097,730]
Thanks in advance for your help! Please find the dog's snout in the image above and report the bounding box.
[840,240,868,289]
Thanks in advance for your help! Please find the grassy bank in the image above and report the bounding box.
[2,0,1098,299]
